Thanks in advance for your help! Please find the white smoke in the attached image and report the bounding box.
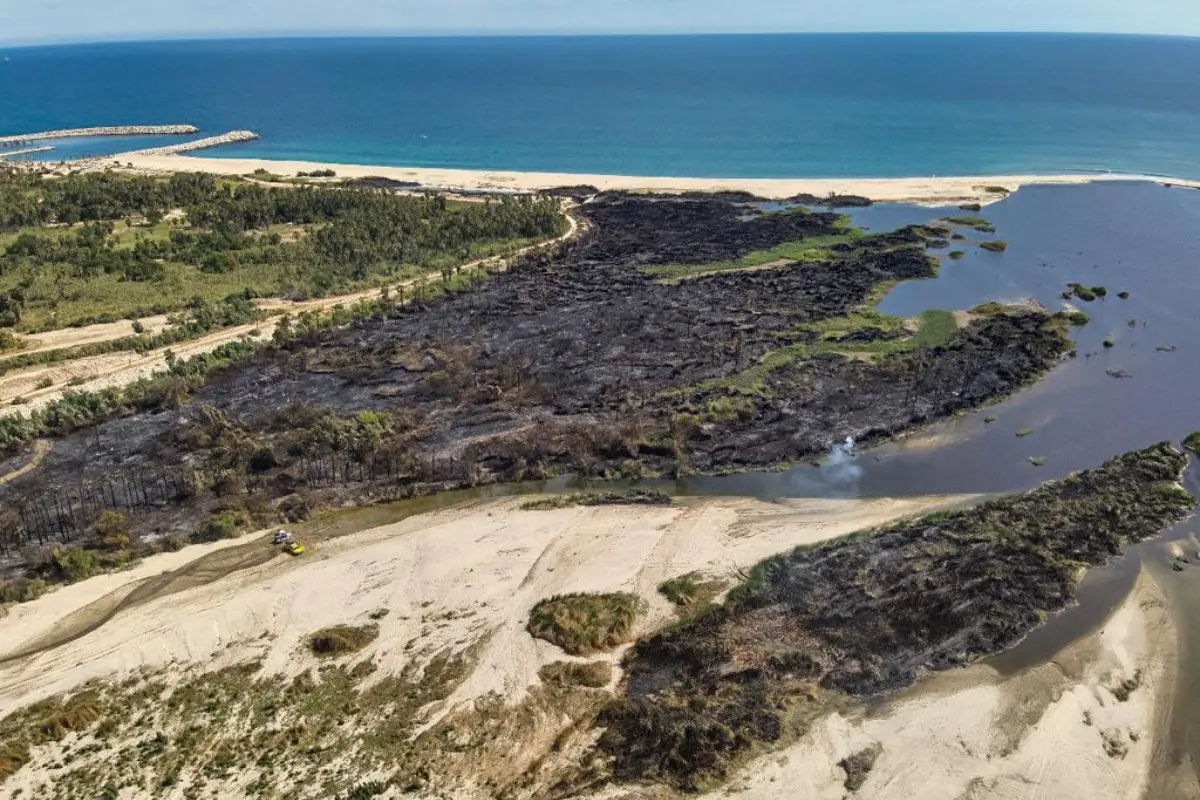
[819,436,863,486]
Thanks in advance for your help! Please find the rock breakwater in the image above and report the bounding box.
[0,125,198,147]
[119,130,260,157]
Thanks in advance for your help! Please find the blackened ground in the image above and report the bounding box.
[0,195,1065,567]
[594,443,1195,791]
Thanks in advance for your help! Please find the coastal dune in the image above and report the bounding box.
[0,496,1183,799]
[701,570,1179,800]
[107,151,1200,205]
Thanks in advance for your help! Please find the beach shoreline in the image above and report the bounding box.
[81,152,1200,205]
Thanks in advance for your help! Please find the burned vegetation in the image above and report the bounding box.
[0,193,1068,586]
[590,443,1195,791]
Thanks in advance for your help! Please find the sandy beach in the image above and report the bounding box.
[704,568,1180,800]
[0,494,1183,799]
[96,152,1200,206]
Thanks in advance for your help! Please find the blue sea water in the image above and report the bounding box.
[3,34,1200,178]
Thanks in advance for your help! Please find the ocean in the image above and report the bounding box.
[3,33,1200,178]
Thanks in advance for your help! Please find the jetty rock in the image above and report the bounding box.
[0,125,199,147]
[121,130,260,157]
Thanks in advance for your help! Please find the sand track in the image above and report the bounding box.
[0,208,581,413]
[0,494,961,719]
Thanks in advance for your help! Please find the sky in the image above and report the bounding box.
[2,0,1199,45]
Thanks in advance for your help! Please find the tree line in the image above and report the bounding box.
[0,167,565,328]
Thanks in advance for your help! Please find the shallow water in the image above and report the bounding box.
[670,181,1200,500]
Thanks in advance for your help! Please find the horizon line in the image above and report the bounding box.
[3,29,1198,50]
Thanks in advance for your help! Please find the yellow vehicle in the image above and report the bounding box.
[285,541,306,556]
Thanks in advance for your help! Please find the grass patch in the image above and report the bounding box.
[0,649,474,796]
[672,300,972,400]
[1184,432,1200,456]
[528,593,640,656]
[642,232,861,282]
[1016,428,1035,437]
[1103,335,1116,348]
[307,624,380,658]
[979,240,1009,252]
[538,660,614,688]
[658,572,729,612]
[1066,283,1110,303]
[0,741,29,780]
[1065,310,1090,326]
[946,216,997,233]
[948,250,965,260]
[520,489,672,511]
[911,309,958,348]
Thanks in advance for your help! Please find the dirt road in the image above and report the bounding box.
[0,209,582,414]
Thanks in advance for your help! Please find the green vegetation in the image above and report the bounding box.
[194,509,250,542]
[1016,428,1035,437]
[538,660,613,688]
[0,286,431,459]
[1184,432,1200,456]
[979,240,1009,252]
[1030,457,1046,466]
[0,168,564,331]
[948,250,965,260]
[642,231,861,282]
[1065,310,1090,326]
[520,489,672,511]
[1066,283,1107,303]
[658,572,729,612]
[911,309,958,348]
[0,652,473,798]
[946,216,997,233]
[1103,336,1116,348]
[528,592,640,656]
[308,624,380,658]
[0,295,260,378]
[668,299,988,400]
[0,338,260,457]
[970,301,1009,316]
[49,546,100,582]
[983,186,1012,194]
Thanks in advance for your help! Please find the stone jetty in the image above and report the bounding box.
[0,146,55,159]
[119,130,260,157]
[0,125,199,147]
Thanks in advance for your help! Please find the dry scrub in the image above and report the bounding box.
[528,593,641,656]
[538,660,614,688]
[308,624,380,658]
[590,443,1195,791]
